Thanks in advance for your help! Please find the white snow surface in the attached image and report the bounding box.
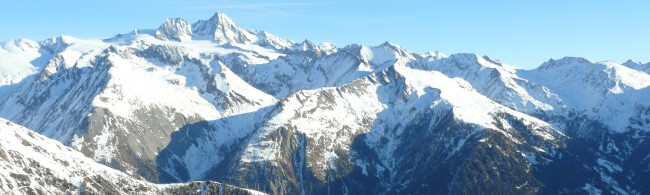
[414,54,650,132]
[521,57,650,132]
[91,50,222,120]
[0,39,44,86]
[0,36,111,100]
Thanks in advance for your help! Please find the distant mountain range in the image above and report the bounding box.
[1,12,649,194]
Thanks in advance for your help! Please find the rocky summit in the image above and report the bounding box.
[0,12,649,194]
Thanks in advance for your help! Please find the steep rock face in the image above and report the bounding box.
[0,118,264,195]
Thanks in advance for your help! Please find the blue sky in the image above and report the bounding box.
[1,0,648,69]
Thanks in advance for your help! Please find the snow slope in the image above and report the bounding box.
[412,54,650,133]
[0,39,46,87]
[520,57,650,132]
[409,53,562,114]
[622,59,650,74]
[0,118,265,195]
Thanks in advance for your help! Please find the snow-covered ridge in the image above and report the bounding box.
[0,118,265,194]
[409,53,561,114]
[190,12,294,50]
[240,63,563,181]
[622,59,650,74]
[411,54,650,132]
[521,57,650,132]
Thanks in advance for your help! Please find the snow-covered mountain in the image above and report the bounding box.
[0,118,264,195]
[1,12,649,194]
[622,59,650,74]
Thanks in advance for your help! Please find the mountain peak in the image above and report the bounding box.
[378,41,406,51]
[155,18,192,42]
[622,59,645,68]
[538,57,591,69]
[294,39,316,50]
[380,41,396,47]
[39,36,79,54]
[191,12,256,44]
[208,12,237,26]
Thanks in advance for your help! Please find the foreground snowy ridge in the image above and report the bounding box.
[0,118,266,195]
[0,12,649,194]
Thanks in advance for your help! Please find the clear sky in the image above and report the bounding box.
[1,0,648,69]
